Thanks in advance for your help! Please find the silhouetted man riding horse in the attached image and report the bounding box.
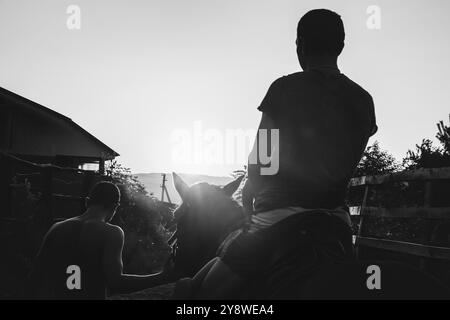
[174,9,377,299]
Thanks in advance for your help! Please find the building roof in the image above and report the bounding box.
[0,86,119,159]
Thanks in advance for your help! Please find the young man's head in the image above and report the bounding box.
[86,181,121,221]
[296,9,345,70]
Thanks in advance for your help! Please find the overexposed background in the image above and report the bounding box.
[1,0,449,175]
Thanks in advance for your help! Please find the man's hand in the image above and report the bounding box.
[103,225,173,293]
[242,178,255,217]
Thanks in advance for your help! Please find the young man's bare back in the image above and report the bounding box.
[27,182,171,299]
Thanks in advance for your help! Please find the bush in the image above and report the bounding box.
[402,116,450,170]
[354,141,400,177]
[105,161,174,274]
[436,116,450,153]
[403,139,450,170]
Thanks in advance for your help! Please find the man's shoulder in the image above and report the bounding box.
[339,74,373,102]
[271,71,331,90]
[104,223,124,238]
[51,219,123,236]
[48,219,79,233]
[88,221,123,238]
[279,72,373,101]
[272,72,308,84]
[283,71,307,80]
[264,72,310,93]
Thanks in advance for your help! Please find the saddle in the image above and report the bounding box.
[244,211,354,299]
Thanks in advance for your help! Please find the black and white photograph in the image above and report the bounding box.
[1,0,450,307]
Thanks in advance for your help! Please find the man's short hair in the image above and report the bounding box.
[297,9,345,56]
[87,181,120,209]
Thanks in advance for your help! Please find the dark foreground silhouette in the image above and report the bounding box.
[26,182,171,299]
[168,174,449,299]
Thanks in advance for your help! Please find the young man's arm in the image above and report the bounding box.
[247,113,276,175]
[244,112,276,212]
[103,226,171,294]
[247,77,282,194]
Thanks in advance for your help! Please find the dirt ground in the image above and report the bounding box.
[109,283,176,300]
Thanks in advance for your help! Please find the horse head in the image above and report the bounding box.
[169,172,245,278]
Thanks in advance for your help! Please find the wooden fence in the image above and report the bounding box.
[349,167,450,264]
[0,152,109,223]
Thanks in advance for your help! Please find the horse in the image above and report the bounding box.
[168,173,450,299]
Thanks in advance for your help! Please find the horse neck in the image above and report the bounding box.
[204,203,245,254]
[174,197,245,277]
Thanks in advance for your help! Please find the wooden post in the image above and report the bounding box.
[99,158,105,175]
[161,174,165,202]
[82,171,95,201]
[419,180,433,270]
[5,111,13,150]
[0,153,12,218]
[356,184,370,260]
[424,181,433,207]
[43,166,54,223]
[0,112,13,218]
[161,174,172,203]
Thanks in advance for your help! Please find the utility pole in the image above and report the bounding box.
[160,173,172,203]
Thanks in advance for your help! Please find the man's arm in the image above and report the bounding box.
[103,226,171,294]
[245,78,282,211]
[245,113,276,204]
[248,113,276,173]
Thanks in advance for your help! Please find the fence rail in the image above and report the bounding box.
[349,167,450,186]
[356,236,450,261]
[1,151,99,174]
[350,206,450,219]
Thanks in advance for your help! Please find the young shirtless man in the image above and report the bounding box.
[27,181,171,299]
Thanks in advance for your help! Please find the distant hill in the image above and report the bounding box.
[135,173,233,205]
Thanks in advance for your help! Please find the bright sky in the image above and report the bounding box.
[1,0,449,176]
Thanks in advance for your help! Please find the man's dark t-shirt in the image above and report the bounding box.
[250,67,377,212]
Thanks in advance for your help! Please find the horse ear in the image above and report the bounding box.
[173,172,189,201]
[221,175,244,197]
